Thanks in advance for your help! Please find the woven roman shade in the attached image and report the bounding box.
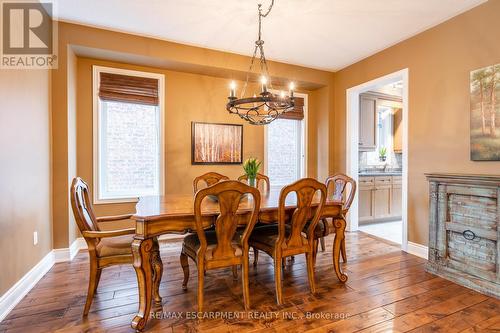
[280,96,304,120]
[98,72,159,106]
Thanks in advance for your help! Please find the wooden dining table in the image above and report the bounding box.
[129,188,348,331]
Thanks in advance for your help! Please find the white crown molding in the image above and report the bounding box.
[0,238,87,322]
[406,241,429,260]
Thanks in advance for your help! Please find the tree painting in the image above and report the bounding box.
[470,63,500,160]
[192,122,243,164]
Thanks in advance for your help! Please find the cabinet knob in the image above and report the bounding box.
[462,230,476,241]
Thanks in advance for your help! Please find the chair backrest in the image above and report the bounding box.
[277,178,326,249]
[193,172,230,193]
[237,173,270,192]
[70,177,100,235]
[193,180,261,262]
[325,173,356,213]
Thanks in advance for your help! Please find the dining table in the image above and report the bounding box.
[129,187,348,331]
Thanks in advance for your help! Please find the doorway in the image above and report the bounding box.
[345,69,409,250]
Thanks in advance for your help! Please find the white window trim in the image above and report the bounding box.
[92,65,165,204]
[264,91,308,187]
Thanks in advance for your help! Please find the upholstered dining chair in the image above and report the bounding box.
[249,178,326,305]
[193,172,229,193]
[180,180,261,311]
[238,173,270,192]
[314,173,356,263]
[70,177,161,316]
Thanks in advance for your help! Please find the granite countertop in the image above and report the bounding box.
[359,171,402,176]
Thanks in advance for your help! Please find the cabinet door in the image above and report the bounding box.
[359,187,374,222]
[393,107,402,153]
[391,184,402,217]
[359,95,377,151]
[374,185,391,219]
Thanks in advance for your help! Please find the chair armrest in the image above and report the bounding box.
[96,214,133,223]
[82,228,136,238]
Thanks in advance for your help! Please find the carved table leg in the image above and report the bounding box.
[332,218,348,283]
[151,237,163,306]
[131,238,154,331]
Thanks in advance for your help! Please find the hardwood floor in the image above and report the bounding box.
[1,232,499,332]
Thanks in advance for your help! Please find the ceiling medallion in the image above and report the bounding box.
[226,0,295,125]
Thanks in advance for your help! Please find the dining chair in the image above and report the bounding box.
[180,180,261,311]
[238,173,270,192]
[70,177,161,316]
[314,173,356,263]
[193,172,230,193]
[249,178,326,305]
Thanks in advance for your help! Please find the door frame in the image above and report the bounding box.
[345,68,409,251]
[264,91,308,187]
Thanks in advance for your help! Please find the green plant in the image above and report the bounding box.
[379,147,387,158]
[243,157,261,179]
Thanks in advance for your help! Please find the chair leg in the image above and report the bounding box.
[93,268,102,294]
[180,252,189,290]
[320,237,326,252]
[341,238,347,263]
[312,239,319,266]
[197,263,205,313]
[232,265,238,280]
[253,247,259,267]
[242,256,250,310]
[306,251,316,294]
[83,260,99,316]
[274,256,283,305]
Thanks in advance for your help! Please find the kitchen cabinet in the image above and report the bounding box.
[359,175,402,223]
[359,94,377,151]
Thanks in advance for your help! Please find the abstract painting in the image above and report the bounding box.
[470,63,500,160]
[191,122,243,164]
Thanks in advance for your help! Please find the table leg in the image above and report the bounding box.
[131,238,154,331]
[333,218,348,283]
[151,237,163,306]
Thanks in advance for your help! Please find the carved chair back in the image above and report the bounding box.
[277,178,326,250]
[193,180,261,263]
[193,172,230,193]
[70,177,101,249]
[238,173,270,192]
[325,174,356,214]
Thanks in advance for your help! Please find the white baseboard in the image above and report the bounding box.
[0,238,87,322]
[0,251,55,322]
[406,241,429,259]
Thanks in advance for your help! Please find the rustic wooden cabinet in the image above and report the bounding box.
[359,175,402,223]
[359,94,377,151]
[426,173,500,298]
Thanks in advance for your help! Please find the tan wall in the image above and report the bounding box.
[332,0,500,245]
[51,22,334,246]
[0,70,52,295]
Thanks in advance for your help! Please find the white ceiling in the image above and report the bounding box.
[56,0,486,71]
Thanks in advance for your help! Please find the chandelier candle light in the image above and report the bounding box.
[226,0,295,125]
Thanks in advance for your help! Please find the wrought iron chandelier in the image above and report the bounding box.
[226,0,295,125]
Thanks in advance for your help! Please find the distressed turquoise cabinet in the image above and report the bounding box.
[426,173,499,298]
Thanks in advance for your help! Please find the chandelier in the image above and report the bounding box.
[226,0,295,125]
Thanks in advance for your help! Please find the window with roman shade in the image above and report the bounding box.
[93,66,164,203]
[280,96,304,120]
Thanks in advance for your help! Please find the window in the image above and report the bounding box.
[93,66,164,203]
[366,105,393,165]
[265,94,307,187]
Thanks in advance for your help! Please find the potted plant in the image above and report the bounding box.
[243,158,261,187]
[379,147,387,162]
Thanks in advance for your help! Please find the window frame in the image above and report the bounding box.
[92,65,165,204]
[264,91,308,187]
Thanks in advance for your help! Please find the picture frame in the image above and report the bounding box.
[191,122,243,165]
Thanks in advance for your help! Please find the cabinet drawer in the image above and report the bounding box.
[359,176,374,187]
[374,176,392,185]
[392,176,402,184]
